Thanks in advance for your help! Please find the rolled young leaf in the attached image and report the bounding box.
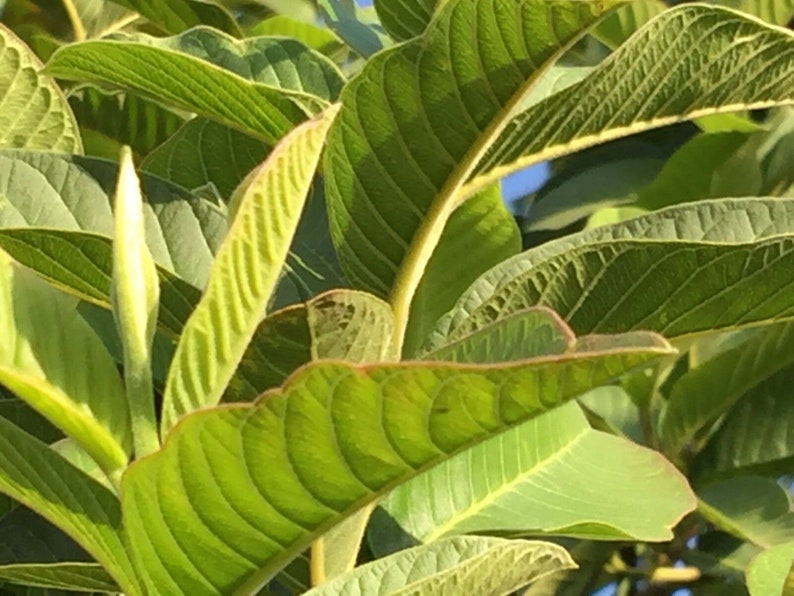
[110,147,161,458]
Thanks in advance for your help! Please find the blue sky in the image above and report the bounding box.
[352,0,550,203]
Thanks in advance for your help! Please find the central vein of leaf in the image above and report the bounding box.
[387,48,578,357]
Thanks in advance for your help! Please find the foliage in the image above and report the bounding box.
[0,0,791,594]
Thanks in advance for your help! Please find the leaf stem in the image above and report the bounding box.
[126,363,160,458]
[310,538,325,587]
[61,0,86,42]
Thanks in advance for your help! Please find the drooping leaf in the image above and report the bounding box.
[374,0,439,41]
[324,0,617,351]
[317,0,392,57]
[0,151,226,290]
[373,401,694,550]
[0,249,130,477]
[105,0,240,36]
[122,335,673,594]
[0,24,80,152]
[160,105,340,432]
[698,476,794,549]
[693,362,794,481]
[305,536,575,596]
[746,541,794,596]
[227,289,396,402]
[428,198,794,350]
[69,88,186,162]
[0,416,136,593]
[660,322,794,459]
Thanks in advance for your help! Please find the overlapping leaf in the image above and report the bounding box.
[0,416,135,593]
[0,250,130,475]
[0,25,80,152]
[160,106,339,432]
[374,0,438,41]
[468,5,794,192]
[698,477,794,549]
[427,198,794,350]
[693,363,794,480]
[227,289,396,401]
[746,541,794,596]
[324,0,617,344]
[305,536,574,595]
[122,335,672,594]
[70,88,186,162]
[107,0,240,35]
[318,0,392,57]
[44,33,322,143]
[0,151,225,289]
[660,322,794,459]
[373,402,694,550]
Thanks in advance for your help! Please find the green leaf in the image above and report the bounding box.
[636,132,760,210]
[122,336,672,594]
[160,105,340,432]
[0,24,80,152]
[660,322,794,459]
[0,228,201,338]
[318,0,392,57]
[591,0,666,50]
[305,536,575,595]
[716,0,794,26]
[0,150,226,290]
[698,477,794,549]
[746,541,794,596]
[0,505,118,592]
[422,306,575,363]
[324,0,617,352]
[227,289,396,401]
[693,362,794,481]
[374,0,439,41]
[0,397,60,445]
[68,0,136,39]
[69,88,186,162]
[468,5,794,193]
[248,15,341,55]
[524,157,663,232]
[44,37,313,143]
[428,198,794,350]
[0,250,130,477]
[110,147,161,458]
[0,416,136,593]
[106,0,240,35]
[269,185,350,311]
[141,118,270,198]
[0,563,117,593]
[374,401,694,547]
[404,185,520,356]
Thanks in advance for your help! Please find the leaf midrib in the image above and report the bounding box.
[387,7,605,355]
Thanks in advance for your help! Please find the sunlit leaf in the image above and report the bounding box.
[0,24,80,152]
[122,336,672,594]
[160,105,340,432]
